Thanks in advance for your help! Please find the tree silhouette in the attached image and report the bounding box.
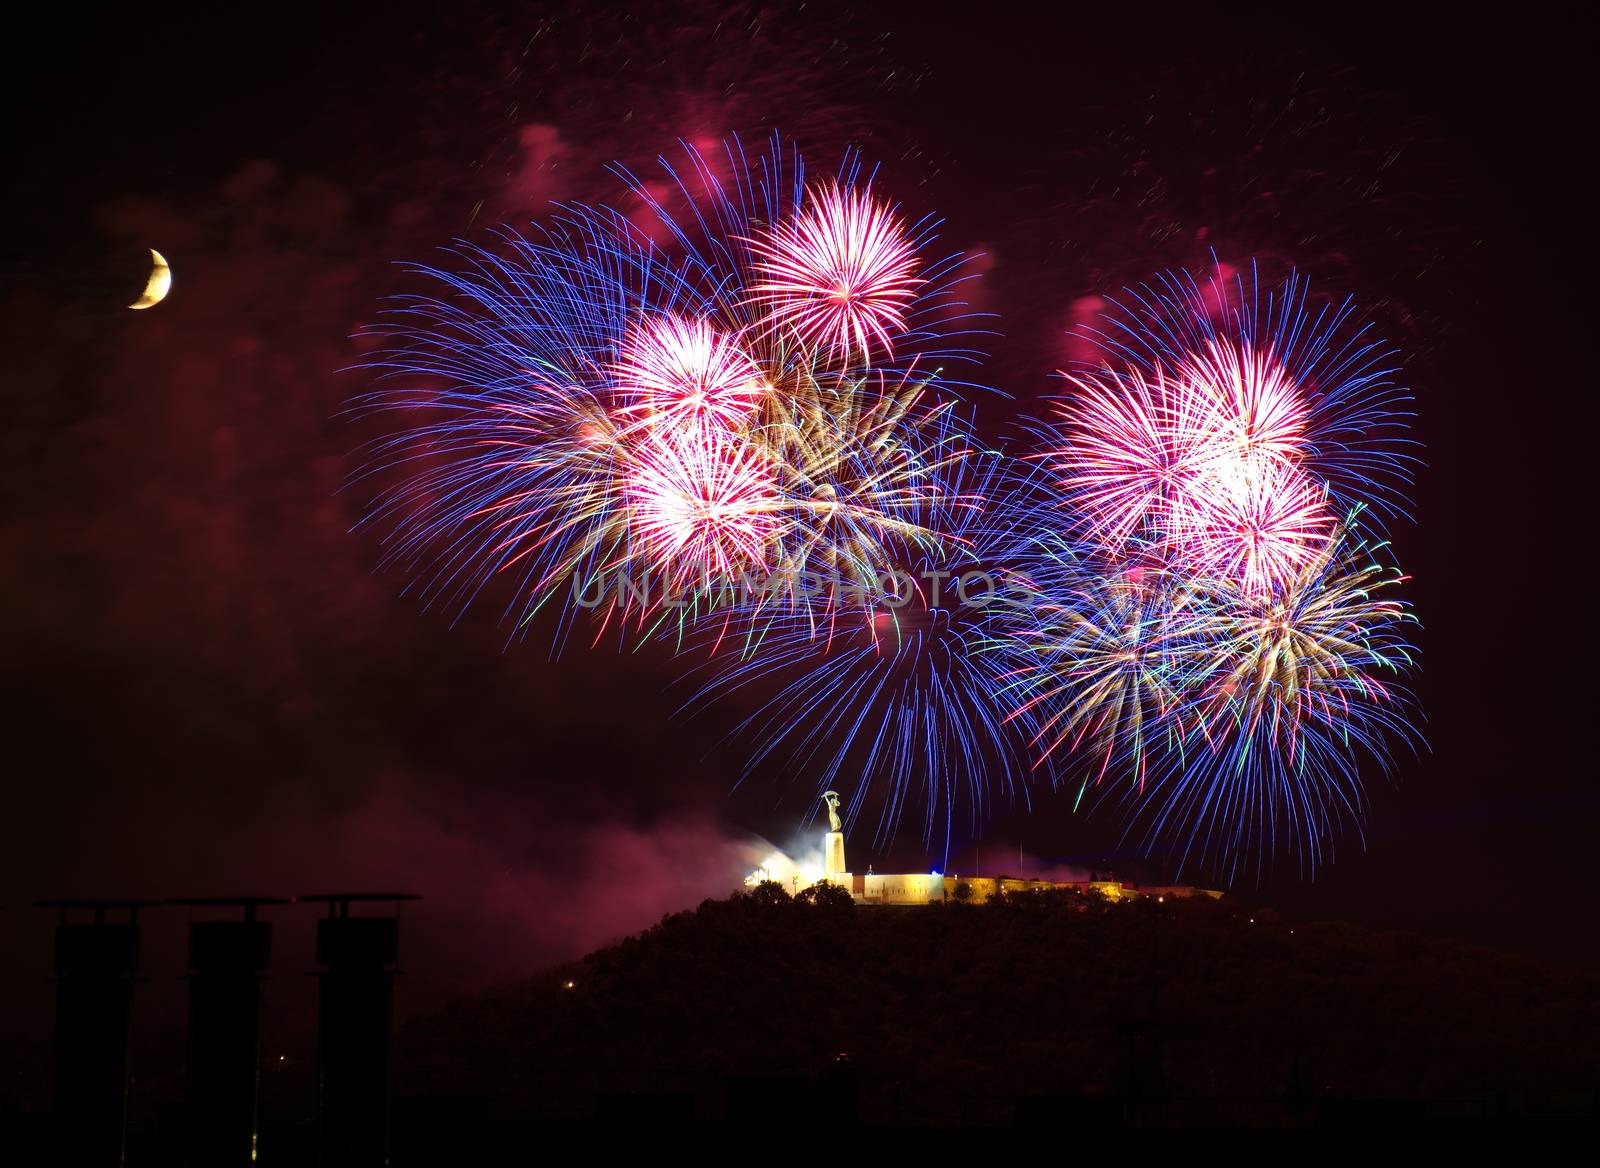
[747,879,792,907]
[795,881,855,910]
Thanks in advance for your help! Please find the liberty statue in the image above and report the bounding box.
[820,791,846,879]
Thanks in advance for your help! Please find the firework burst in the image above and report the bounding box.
[1079,262,1417,530]
[622,422,781,588]
[994,544,1206,799]
[1132,529,1421,880]
[612,313,768,433]
[353,137,1419,880]
[747,181,923,363]
[1167,459,1335,596]
[354,135,988,649]
[1009,261,1421,877]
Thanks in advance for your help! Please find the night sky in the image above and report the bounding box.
[2,1,1591,1055]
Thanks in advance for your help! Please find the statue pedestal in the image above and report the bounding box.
[823,831,847,881]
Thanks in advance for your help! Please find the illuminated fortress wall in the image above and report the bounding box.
[772,809,1222,905]
[834,872,1221,905]
[851,871,946,903]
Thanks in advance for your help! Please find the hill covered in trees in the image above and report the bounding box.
[397,884,1600,1127]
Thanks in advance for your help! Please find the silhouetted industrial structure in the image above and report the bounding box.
[303,893,418,1168]
[172,897,286,1167]
[28,891,416,1164]
[37,900,150,1168]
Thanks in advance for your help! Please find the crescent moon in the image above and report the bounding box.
[128,248,172,310]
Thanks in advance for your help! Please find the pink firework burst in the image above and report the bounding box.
[1162,340,1329,592]
[1053,366,1195,549]
[747,182,921,361]
[624,424,779,587]
[1168,460,1335,594]
[1170,339,1309,481]
[1056,334,1333,592]
[613,314,767,432]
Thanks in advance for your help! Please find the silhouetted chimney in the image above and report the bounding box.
[38,900,149,1168]
[172,897,285,1167]
[302,893,418,1168]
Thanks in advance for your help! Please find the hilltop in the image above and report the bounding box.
[397,885,1600,1126]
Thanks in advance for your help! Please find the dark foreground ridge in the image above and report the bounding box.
[400,885,1600,1128]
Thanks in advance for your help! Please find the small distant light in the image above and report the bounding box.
[563,980,576,990]
[1248,917,1255,924]
[1157,896,1165,903]
[278,1055,286,1063]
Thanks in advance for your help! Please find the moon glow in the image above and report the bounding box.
[128,248,171,310]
